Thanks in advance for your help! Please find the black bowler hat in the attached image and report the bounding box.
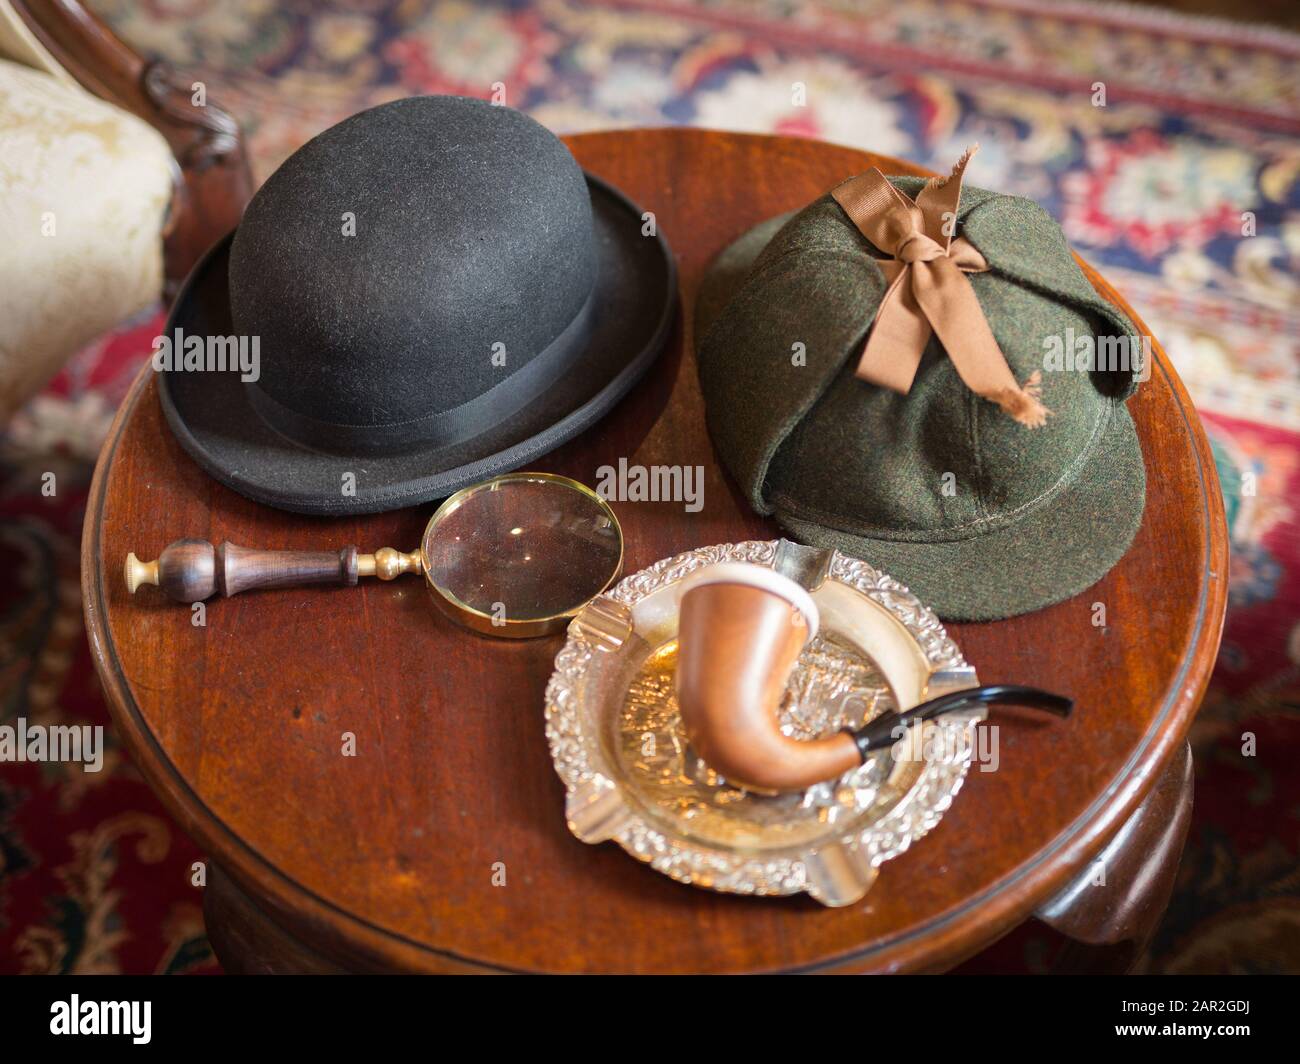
[158,95,676,515]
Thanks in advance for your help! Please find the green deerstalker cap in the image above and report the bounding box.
[695,174,1147,621]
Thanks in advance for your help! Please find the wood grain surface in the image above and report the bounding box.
[82,129,1228,973]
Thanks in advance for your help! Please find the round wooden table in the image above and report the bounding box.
[83,129,1228,974]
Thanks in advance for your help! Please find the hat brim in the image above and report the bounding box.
[696,212,1146,622]
[159,173,677,515]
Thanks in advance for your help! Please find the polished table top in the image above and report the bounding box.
[83,129,1228,973]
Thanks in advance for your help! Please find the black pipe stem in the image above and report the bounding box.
[844,684,1073,762]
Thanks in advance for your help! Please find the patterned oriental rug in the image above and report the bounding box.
[1,0,1296,974]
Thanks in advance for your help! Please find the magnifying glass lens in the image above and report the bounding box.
[423,475,622,624]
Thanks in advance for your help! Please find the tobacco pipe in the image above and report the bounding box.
[675,564,1072,793]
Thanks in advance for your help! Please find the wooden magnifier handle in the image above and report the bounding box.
[124,539,422,603]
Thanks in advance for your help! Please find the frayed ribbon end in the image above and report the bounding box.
[992,370,1052,429]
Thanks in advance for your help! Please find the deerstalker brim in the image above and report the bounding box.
[159,174,676,515]
[695,212,1146,622]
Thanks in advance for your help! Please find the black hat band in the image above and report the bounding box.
[245,287,598,457]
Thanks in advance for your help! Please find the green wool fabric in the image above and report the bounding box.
[695,177,1148,621]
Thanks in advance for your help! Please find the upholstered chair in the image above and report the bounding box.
[0,0,251,423]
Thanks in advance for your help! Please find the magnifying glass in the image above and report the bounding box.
[123,472,623,638]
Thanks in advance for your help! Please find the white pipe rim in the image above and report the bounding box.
[678,561,820,641]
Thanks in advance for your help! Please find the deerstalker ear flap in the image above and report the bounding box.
[962,195,1145,401]
[696,197,889,516]
[696,212,795,339]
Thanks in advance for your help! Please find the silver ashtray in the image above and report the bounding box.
[544,539,983,907]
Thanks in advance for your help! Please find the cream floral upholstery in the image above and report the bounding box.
[0,31,174,422]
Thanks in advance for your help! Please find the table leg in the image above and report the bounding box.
[1033,741,1194,973]
[203,863,344,974]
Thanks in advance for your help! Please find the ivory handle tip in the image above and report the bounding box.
[124,552,160,594]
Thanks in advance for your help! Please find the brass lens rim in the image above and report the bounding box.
[419,471,625,639]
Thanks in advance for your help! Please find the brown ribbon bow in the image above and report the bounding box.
[831,146,1049,428]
